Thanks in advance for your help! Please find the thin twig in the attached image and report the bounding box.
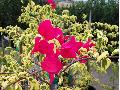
[28,72,50,86]
[108,56,119,59]
[0,72,14,74]
[39,77,50,86]
[58,57,93,77]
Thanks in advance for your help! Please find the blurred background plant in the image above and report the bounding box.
[0,0,118,28]
[56,0,119,25]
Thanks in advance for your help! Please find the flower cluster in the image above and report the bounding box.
[47,0,56,9]
[32,20,95,84]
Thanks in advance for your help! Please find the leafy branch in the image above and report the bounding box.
[57,55,118,77]
[2,77,26,90]
[29,72,50,86]
[58,57,94,77]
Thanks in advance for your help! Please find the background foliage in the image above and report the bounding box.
[56,0,119,25]
[0,0,46,27]
[0,0,119,27]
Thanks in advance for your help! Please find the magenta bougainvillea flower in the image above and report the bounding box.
[51,3,56,9]
[32,19,96,84]
[41,55,63,84]
[31,37,41,54]
[82,38,96,50]
[60,36,83,58]
[55,35,64,45]
[31,37,54,55]
[79,56,89,63]
[38,20,63,41]
[47,0,56,9]
[38,20,52,38]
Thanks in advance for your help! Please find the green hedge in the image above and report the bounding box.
[56,0,119,25]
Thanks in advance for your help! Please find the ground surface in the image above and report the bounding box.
[92,65,119,90]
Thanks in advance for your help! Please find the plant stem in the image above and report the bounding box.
[50,84,58,90]
[9,38,11,47]
[19,41,22,54]
[58,57,93,77]
[0,72,14,74]
[86,60,90,72]
[28,71,50,86]
[1,33,4,57]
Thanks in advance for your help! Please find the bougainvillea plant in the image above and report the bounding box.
[0,1,117,90]
[31,19,96,84]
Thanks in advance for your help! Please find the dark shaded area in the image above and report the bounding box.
[0,0,47,28]
[109,56,119,63]
[0,0,22,27]
[88,85,96,90]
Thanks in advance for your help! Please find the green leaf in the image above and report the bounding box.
[29,79,40,90]
[53,76,59,84]
[112,49,119,56]
[97,51,109,62]
[6,86,15,90]
[102,58,111,70]
[15,83,22,90]
[21,0,24,4]
[1,81,9,89]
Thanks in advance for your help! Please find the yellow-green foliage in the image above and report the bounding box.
[91,22,119,53]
